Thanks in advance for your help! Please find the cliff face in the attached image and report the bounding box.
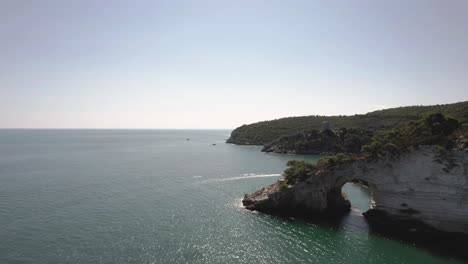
[243,147,468,234]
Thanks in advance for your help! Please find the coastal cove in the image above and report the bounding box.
[0,129,464,263]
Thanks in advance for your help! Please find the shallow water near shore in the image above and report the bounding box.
[0,129,463,263]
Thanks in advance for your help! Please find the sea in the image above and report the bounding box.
[0,129,462,263]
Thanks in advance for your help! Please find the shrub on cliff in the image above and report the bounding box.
[361,140,384,158]
[317,153,356,167]
[433,145,448,156]
[283,160,317,184]
[383,143,399,155]
[278,181,289,190]
[283,153,359,184]
[423,113,460,135]
[406,113,460,149]
[361,113,461,158]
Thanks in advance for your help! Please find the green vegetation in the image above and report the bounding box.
[262,128,373,154]
[282,113,462,184]
[237,100,468,186]
[284,153,360,184]
[284,153,357,184]
[227,101,468,145]
[283,160,317,184]
[228,115,405,146]
[361,113,460,158]
[433,145,448,157]
[278,181,289,190]
[317,153,356,168]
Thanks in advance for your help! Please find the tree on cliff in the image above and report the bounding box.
[361,113,461,158]
[285,113,462,183]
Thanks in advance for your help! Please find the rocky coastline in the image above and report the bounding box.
[243,147,468,236]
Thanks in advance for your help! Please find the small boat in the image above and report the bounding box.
[212,143,216,146]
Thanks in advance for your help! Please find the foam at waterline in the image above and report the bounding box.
[227,198,245,209]
[350,208,366,215]
[201,173,282,183]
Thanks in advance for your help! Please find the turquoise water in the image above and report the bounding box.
[342,183,372,212]
[0,129,461,264]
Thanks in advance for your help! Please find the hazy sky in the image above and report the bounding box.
[1,0,467,128]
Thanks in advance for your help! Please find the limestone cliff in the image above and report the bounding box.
[243,147,468,235]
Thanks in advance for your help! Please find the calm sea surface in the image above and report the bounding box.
[0,130,461,263]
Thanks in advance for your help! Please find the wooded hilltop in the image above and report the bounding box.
[227,101,468,149]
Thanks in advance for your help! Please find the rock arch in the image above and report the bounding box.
[327,179,373,214]
[243,147,468,234]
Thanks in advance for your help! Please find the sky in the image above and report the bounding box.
[1,0,467,129]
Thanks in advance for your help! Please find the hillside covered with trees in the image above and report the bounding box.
[227,101,468,146]
[262,128,374,155]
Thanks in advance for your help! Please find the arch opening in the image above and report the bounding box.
[341,180,372,213]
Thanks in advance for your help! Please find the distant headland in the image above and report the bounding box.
[227,101,468,147]
[233,101,468,245]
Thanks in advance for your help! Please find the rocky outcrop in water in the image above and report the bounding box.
[243,147,468,235]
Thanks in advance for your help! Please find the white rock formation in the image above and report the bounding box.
[243,146,468,234]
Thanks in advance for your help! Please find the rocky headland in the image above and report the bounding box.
[244,146,468,235]
[243,113,468,237]
[227,101,468,146]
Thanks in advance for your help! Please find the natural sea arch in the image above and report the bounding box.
[244,147,468,235]
[341,181,372,213]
